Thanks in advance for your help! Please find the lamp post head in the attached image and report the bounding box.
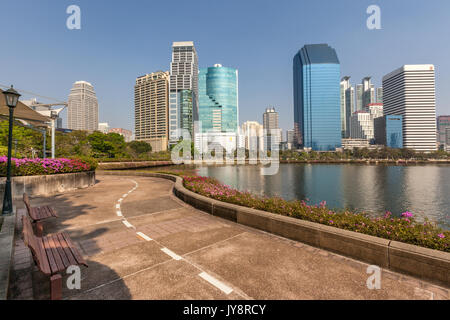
[2,85,21,108]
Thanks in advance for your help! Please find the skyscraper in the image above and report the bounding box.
[134,71,170,152]
[362,77,375,108]
[340,76,354,138]
[263,107,281,151]
[383,65,437,152]
[293,44,341,151]
[355,84,363,111]
[437,115,450,148]
[376,87,383,103]
[241,121,264,152]
[169,41,199,144]
[68,81,99,131]
[198,64,238,133]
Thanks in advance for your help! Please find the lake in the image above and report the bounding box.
[197,163,450,229]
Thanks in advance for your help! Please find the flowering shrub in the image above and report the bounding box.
[183,175,450,252]
[0,157,96,176]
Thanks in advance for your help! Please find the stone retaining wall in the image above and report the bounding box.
[0,212,16,300]
[100,171,450,287]
[0,171,95,201]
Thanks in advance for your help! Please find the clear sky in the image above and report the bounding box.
[1,0,449,134]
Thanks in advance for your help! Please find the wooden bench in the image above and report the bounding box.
[22,215,88,300]
[23,193,58,236]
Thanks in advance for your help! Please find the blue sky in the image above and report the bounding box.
[1,0,449,134]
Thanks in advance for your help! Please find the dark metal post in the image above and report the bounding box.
[2,108,15,215]
[43,129,47,159]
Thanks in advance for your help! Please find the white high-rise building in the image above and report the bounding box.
[242,121,264,152]
[98,122,109,134]
[350,111,374,141]
[340,76,354,138]
[382,65,437,152]
[68,81,99,131]
[169,41,198,145]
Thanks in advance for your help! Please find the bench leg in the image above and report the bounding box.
[50,274,62,300]
[36,222,44,237]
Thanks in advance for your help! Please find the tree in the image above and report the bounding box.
[127,141,152,158]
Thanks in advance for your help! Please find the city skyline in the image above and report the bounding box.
[1,1,450,135]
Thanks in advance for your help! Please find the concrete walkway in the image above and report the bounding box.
[8,175,449,300]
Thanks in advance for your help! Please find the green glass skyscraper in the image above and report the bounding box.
[198,64,238,133]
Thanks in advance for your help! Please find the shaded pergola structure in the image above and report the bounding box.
[0,88,51,157]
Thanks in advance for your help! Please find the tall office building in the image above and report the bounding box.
[263,107,281,151]
[134,71,170,152]
[437,115,450,148]
[362,77,375,108]
[355,84,363,111]
[376,87,383,103]
[198,64,238,133]
[340,76,354,138]
[374,115,403,148]
[169,41,198,144]
[241,121,264,152]
[293,44,341,151]
[383,65,437,152]
[68,81,98,131]
[350,111,374,141]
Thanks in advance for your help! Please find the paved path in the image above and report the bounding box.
[9,175,449,300]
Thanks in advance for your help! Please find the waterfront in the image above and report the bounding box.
[197,163,450,229]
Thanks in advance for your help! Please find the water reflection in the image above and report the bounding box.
[197,163,450,229]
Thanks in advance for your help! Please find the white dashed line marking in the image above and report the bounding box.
[118,198,123,202]
[123,194,128,198]
[116,211,123,217]
[116,204,120,209]
[161,248,182,260]
[198,272,233,295]
[136,232,153,241]
[122,220,133,228]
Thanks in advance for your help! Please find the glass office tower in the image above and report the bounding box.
[386,115,403,148]
[169,41,198,144]
[293,44,341,151]
[198,64,238,133]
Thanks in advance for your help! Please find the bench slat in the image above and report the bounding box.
[42,236,61,274]
[61,232,87,266]
[51,234,71,268]
[48,235,69,271]
[49,206,58,217]
[56,233,78,267]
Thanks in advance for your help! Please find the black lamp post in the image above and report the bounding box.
[2,85,21,215]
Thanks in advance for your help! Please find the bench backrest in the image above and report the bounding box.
[21,215,51,274]
[23,193,32,215]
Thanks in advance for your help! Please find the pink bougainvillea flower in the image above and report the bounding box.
[401,211,413,218]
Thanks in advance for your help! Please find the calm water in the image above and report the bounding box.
[197,164,450,229]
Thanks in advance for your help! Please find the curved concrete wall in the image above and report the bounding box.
[0,171,96,200]
[101,171,450,287]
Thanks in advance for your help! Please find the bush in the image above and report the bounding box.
[182,175,450,252]
[0,157,95,176]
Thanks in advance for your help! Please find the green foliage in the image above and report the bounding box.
[279,147,450,161]
[183,175,450,252]
[0,120,47,158]
[127,140,152,158]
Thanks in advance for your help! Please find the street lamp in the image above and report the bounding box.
[2,85,21,215]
